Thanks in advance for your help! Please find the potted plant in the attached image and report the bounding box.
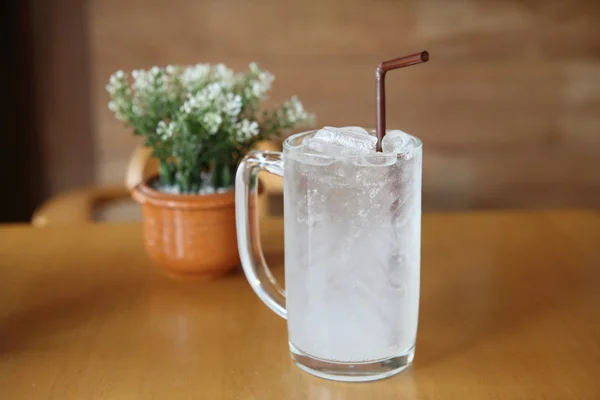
[106,63,313,278]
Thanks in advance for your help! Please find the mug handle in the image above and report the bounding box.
[235,150,287,319]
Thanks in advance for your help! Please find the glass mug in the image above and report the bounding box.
[235,130,422,381]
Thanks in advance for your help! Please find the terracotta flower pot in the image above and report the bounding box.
[131,177,250,279]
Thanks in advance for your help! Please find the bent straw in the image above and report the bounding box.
[376,51,429,152]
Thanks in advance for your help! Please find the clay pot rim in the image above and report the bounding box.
[131,175,236,210]
[131,175,263,210]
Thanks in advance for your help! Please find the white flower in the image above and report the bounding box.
[181,94,200,114]
[212,63,235,88]
[106,71,131,121]
[250,82,262,97]
[224,93,242,119]
[203,113,223,135]
[181,82,224,115]
[243,86,254,99]
[181,63,210,91]
[249,62,260,74]
[108,100,127,121]
[131,69,148,90]
[243,63,274,100]
[284,96,310,124]
[156,120,176,140]
[234,119,259,141]
[132,100,143,116]
[257,71,274,91]
[165,65,177,75]
[131,67,168,107]
[107,70,125,88]
[106,70,128,96]
[165,122,176,139]
[204,82,223,102]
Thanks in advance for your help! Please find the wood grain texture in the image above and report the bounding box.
[89,0,600,210]
[1,211,599,399]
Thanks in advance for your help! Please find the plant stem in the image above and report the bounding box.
[159,161,174,186]
[211,151,234,189]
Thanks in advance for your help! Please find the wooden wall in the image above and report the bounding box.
[89,0,600,210]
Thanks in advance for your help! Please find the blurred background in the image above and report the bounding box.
[2,0,599,223]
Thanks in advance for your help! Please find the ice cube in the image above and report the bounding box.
[307,126,377,156]
[289,146,336,166]
[354,153,397,167]
[381,130,419,159]
[304,138,345,157]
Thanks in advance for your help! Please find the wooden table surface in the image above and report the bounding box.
[1,211,599,399]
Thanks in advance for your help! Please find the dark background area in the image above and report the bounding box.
[1,0,94,223]
[1,0,41,222]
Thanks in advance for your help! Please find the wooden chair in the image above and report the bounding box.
[31,141,284,227]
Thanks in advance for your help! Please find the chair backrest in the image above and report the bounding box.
[31,141,285,226]
[125,146,160,190]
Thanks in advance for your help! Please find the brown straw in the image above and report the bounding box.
[376,51,429,151]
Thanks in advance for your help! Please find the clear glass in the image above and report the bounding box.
[236,130,423,382]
